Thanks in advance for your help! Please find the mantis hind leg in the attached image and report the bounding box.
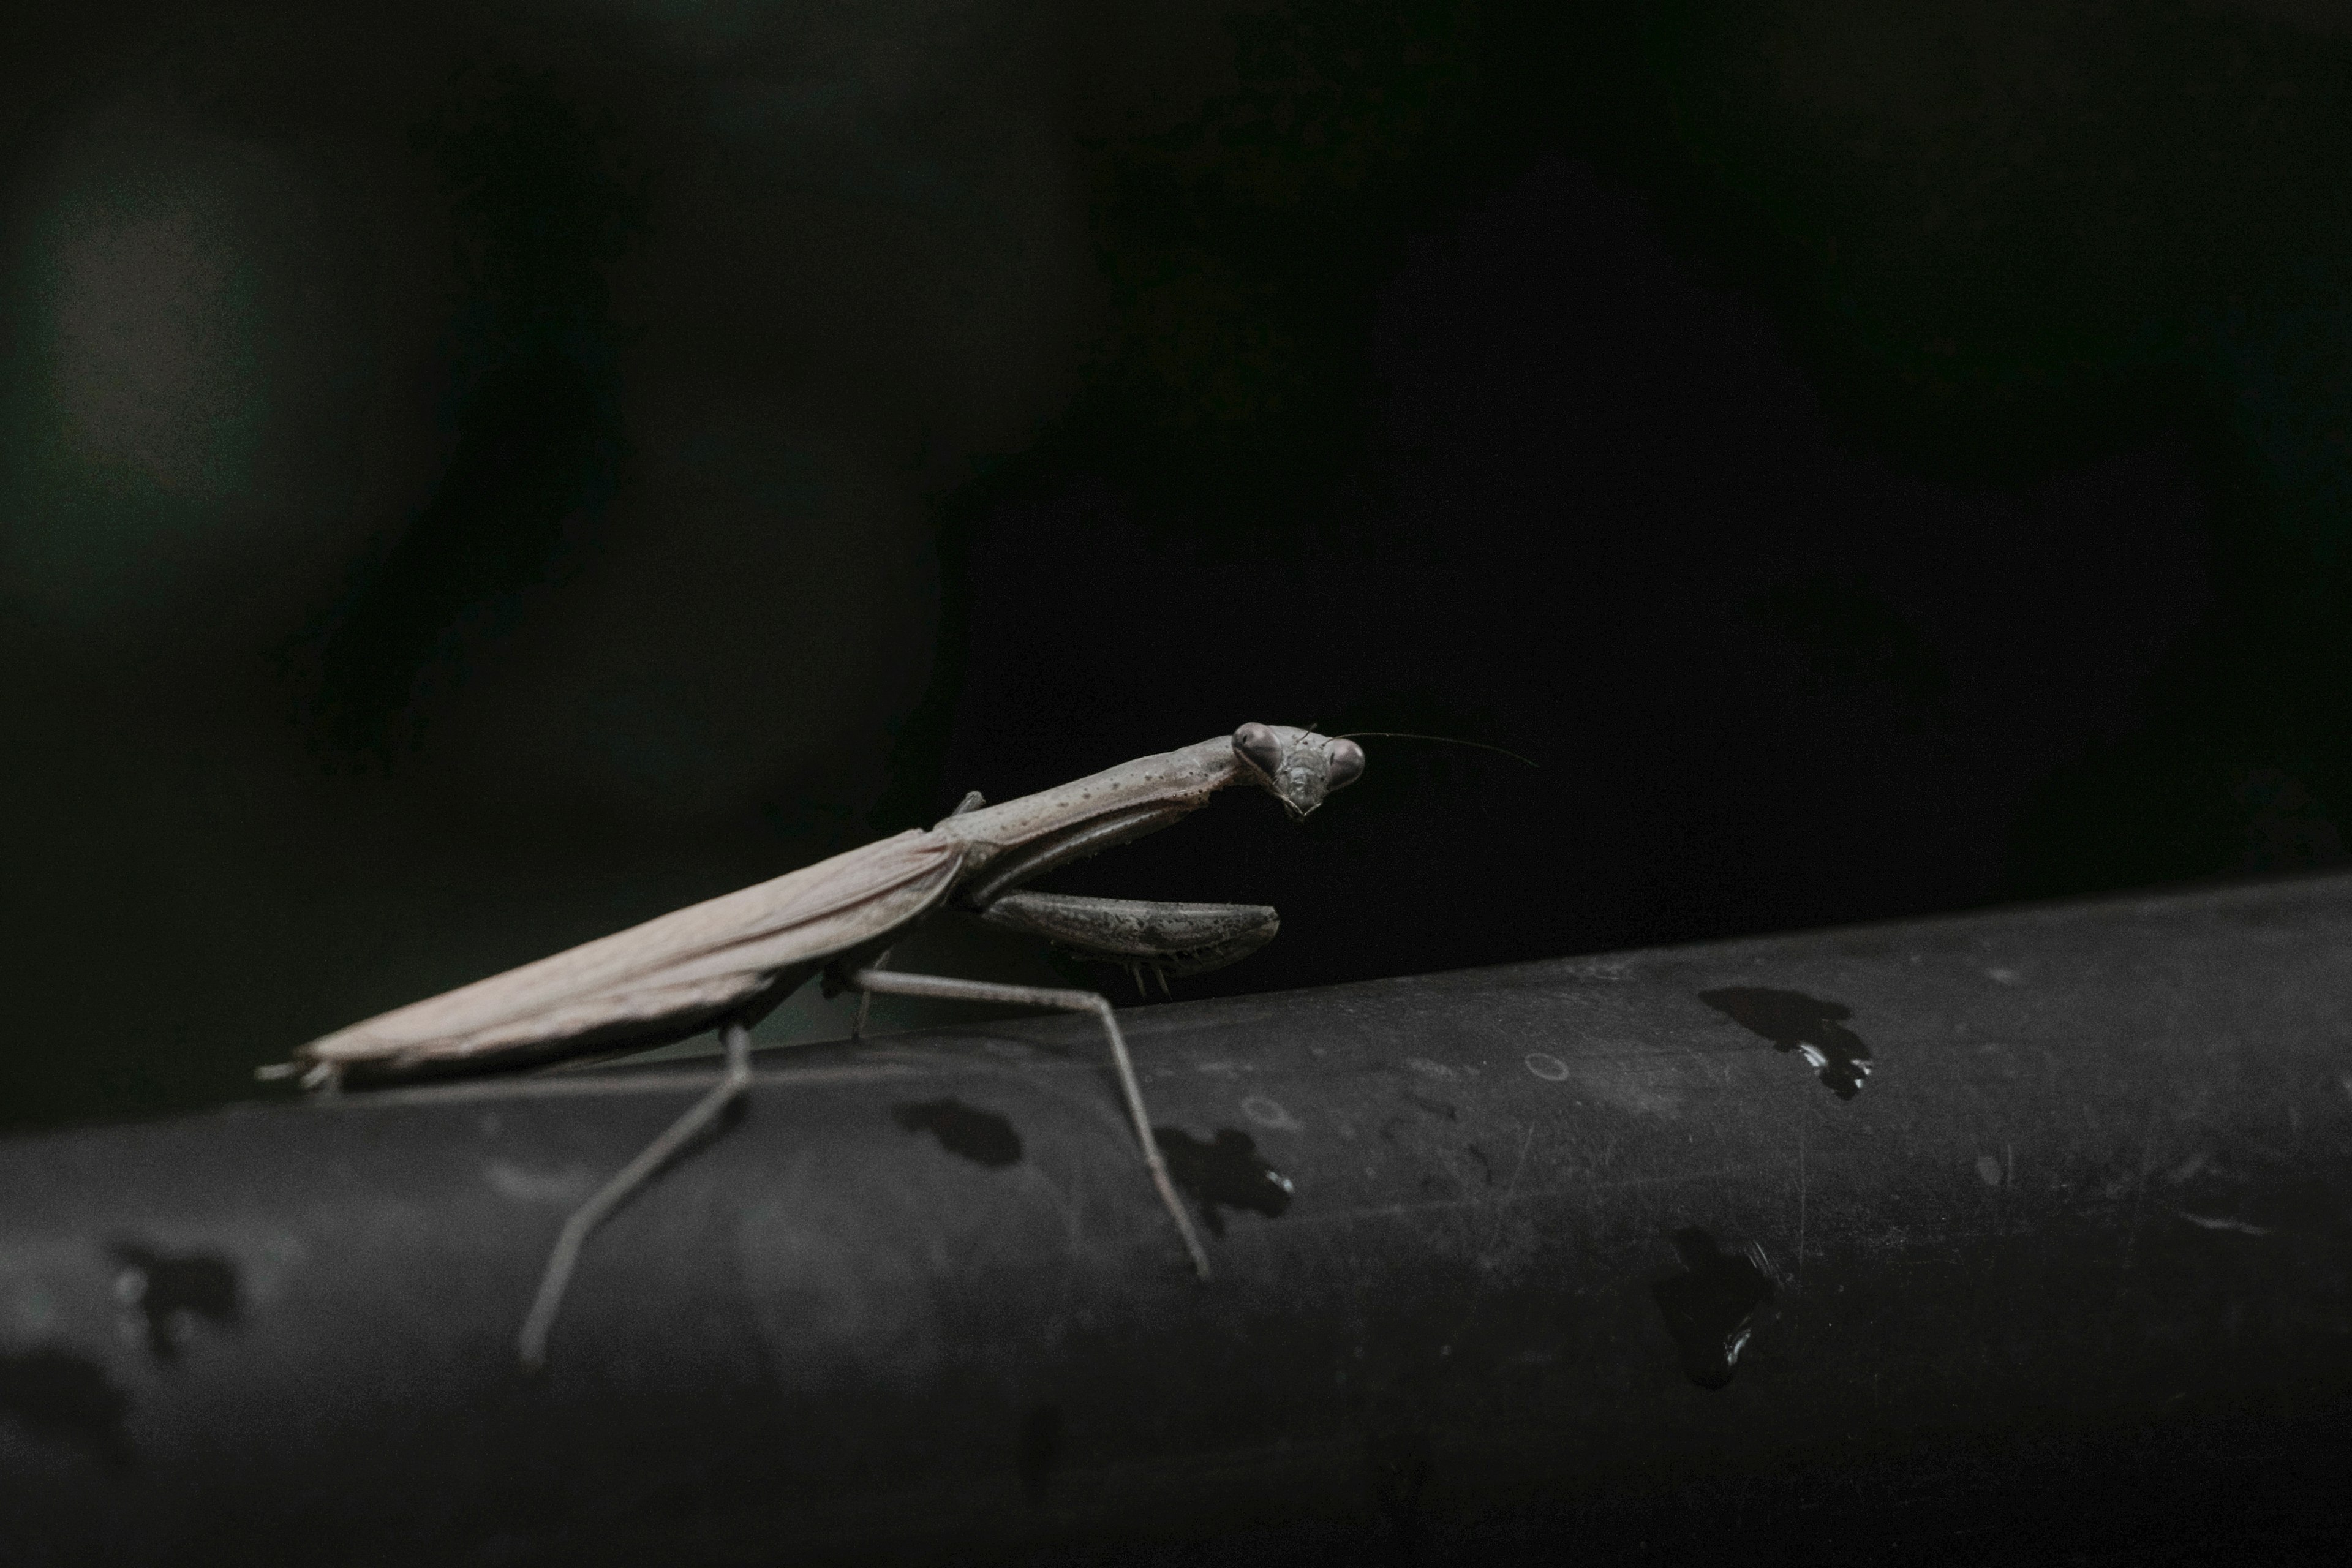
[517,1018,755,1372]
[840,967,1212,1280]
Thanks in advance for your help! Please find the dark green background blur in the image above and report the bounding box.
[4,1,2347,1129]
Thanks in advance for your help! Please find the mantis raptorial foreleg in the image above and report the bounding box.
[976,891,1280,989]
[838,965,1213,1279]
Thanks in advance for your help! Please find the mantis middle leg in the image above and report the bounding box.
[840,967,1213,1279]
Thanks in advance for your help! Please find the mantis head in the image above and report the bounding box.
[1232,723,1365,821]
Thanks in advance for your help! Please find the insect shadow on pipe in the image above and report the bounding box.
[108,1242,241,1365]
[1153,1128,1295,1235]
[1649,1227,1777,1390]
[0,1346,133,1471]
[1698,986,1874,1099]
[890,1099,1023,1168]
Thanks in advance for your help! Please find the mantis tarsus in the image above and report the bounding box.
[262,723,1365,1370]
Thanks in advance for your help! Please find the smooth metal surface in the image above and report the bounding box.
[6,875,2352,1564]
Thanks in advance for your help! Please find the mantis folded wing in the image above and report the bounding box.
[263,723,1365,1370]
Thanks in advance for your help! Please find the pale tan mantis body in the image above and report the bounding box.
[263,725,1365,1369]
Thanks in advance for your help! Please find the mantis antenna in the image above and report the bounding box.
[1333,731,1539,769]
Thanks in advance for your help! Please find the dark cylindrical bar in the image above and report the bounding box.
[4,876,2352,1564]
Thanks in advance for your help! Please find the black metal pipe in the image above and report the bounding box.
[5,875,2351,1564]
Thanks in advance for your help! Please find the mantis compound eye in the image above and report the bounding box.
[1325,737,1365,791]
[1233,722,1285,777]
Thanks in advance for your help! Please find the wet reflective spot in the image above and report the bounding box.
[0,1346,132,1469]
[485,1161,594,1204]
[1523,1052,1569,1082]
[1698,986,1874,1099]
[108,1243,239,1365]
[1650,1227,1776,1390]
[2179,1212,2272,1235]
[1153,1127,1294,1235]
[1241,1095,1301,1131]
[891,1099,1022,1168]
[1017,1403,1063,1506]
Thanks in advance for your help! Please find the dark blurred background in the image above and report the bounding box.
[4,0,2347,1130]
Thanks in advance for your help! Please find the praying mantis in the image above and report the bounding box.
[262,723,1366,1370]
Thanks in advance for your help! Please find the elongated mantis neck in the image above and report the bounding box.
[930,735,1246,865]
